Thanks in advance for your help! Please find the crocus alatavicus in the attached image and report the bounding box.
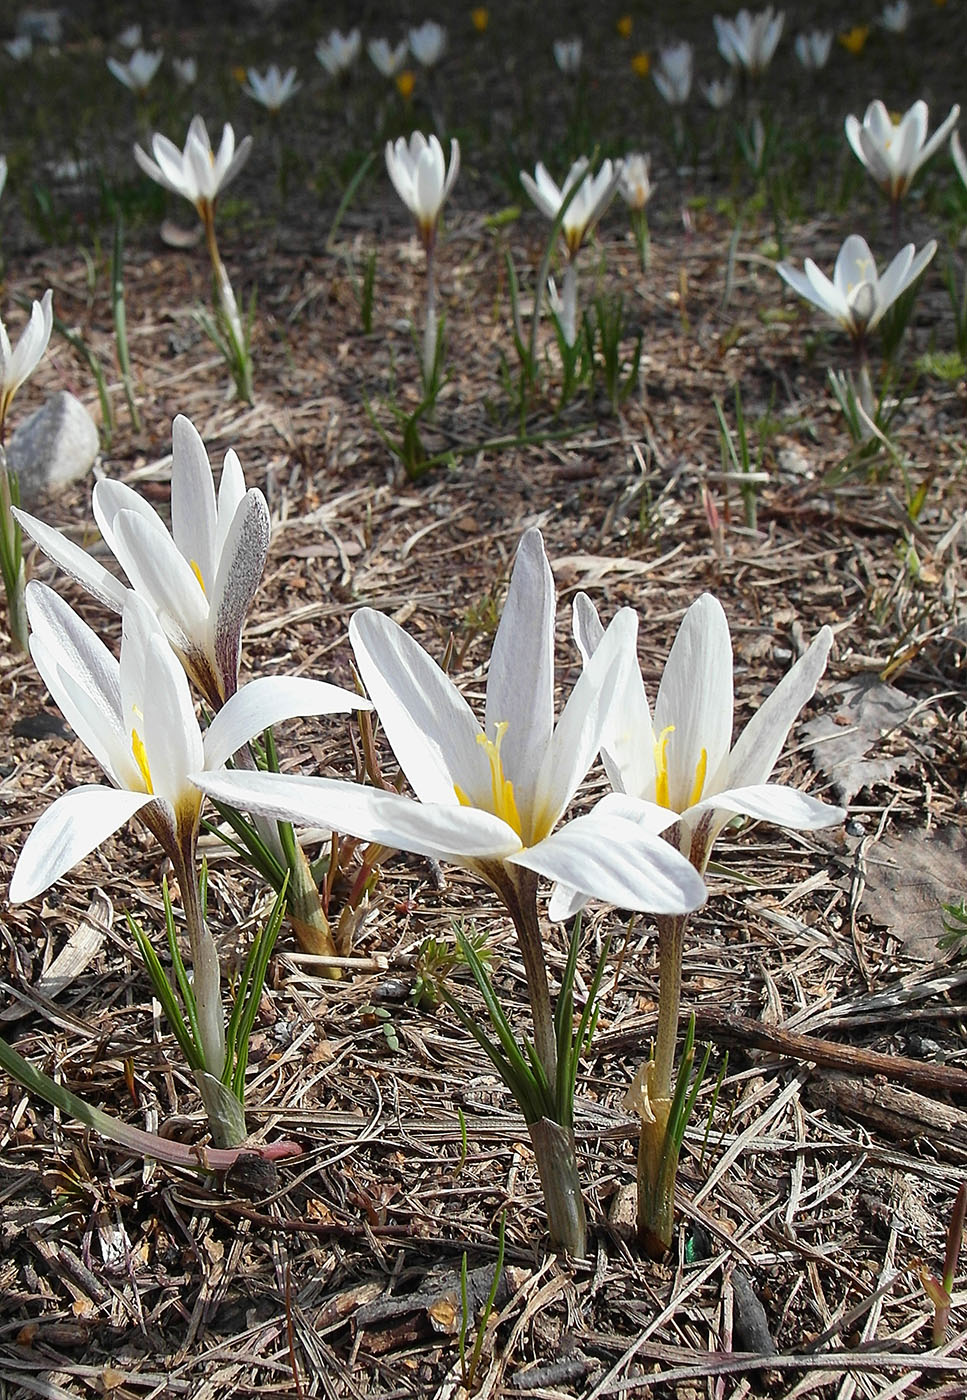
[713,7,784,76]
[408,21,446,67]
[566,592,843,1255]
[618,154,654,271]
[14,413,268,706]
[0,290,52,437]
[368,38,408,77]
[880,1,911,33]
[107,47,162,97]
[777,233,936,343]
[243,64,300,112]
[10,583,366,1139]
[794,29,832,70]
[520,158,622,344]
[653,41,693,106]
[316,28,361,77]
[553,37,582,74]
[845,99,960,215]
[386,132,460,380]
[194,529,706,1253]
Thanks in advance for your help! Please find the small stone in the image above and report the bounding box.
[7,392,99,502]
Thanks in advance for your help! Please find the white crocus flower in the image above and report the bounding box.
[134,116,252,222]
[117,24,142,48]
[14,414,270,706]
[173,56,197,85]
[316,28,361,77]
[845,99,960,204]
[368,37,409,77]
[713,7,784,76]
[702,75,735,108]
[777,233,936,344]
[107,47,163,97]
[10,584,367,1088]
[194,529,707,923]
[409,21,447,67]
[618,153,653,210]
[552,593,844,918]
[386,131,460,249]
[1,289,53,434]
[653,41,693,106]
[553,37,582,74]
[794,29,832,70]
[954,131,967,191]
[243,64,300,112]
[521,158,621,343]
[0,156,7,203]
[880,1,910,33]
[5,36,32,61]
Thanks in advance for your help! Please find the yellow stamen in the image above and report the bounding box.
[190,559,206,593]
[653,725,675,809]
[459,721,523,836]
[131,729,154,794]
[687,748,708,808]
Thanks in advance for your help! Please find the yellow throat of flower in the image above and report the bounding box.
[131,727,154,794]
[455,721,523,837]
[653,724,708,811]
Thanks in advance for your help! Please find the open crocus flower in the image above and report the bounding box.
[653,41,693,106]
[713,7,784,76]
[702,75,735,108]
[777,233,936,344]
[316,27,361,77]
[386,132,460,251]
[408,20,447,67]
[193,529,706,923]
[107,47,163,97]
[243,64,300,112]
[845,99,960,205]
[556,593,844,911]
[14,414,269,706]
[0,290,53,435]
[618,153,653,211]
[794,28,832,70]
[521,158,622,343]
[134,116,252,223]
[368,37,409,77]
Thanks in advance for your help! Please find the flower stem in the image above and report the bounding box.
[561,258,579,348]
[504,869,557,1086]
[635,912,688,1258]
[529,1117,587,1257]
[423,242,438,388]
[202,209,253,403]
[0,445,28,652]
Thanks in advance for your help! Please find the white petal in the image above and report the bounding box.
[139,629,204,809]
[191,769,521,863]
[691,782,845,832]
[170,414,218,589]
[203,677,368,772]
[485,528,555,819]
[12,508,130,613]
[654,595,734,810]
[728,626,833,786]
[9,785,153,903]
[209,489,270,697]
[349,607,487,805]
[573,596,655,799]
[509,812,707,915]
[111,510,209,654]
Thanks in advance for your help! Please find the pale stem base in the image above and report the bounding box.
[561,259,579,347]
[529,1117,588,1257]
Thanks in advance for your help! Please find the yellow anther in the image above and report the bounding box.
[476,722,523,836]
[687,748,708,807]
[190,559,206,593]
[131,729,154,794]
[653,724,675,809]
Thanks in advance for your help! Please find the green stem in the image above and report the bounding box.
[528,1117,587,1257]
[653,913,687,1100]
[0,445,28,652]
[501,867,557,1087]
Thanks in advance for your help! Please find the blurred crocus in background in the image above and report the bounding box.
[316,28,361,78]
[409,21,447,68]
[618,153,655,270]
[553,37,582,75]
[368,37,409,78]
[702,75,734,109]
[846,98,960,239]
[713,6,784,77]
[135,116,254,398]
[880,0,911,32]
[243,64,300,113]
[0,154,6,203]
[172,56,197,85]
[794,29,832,71]
[107,47,163,99]
[777,233,936,414]
[386,132,460,382]
[653,41,693,107]
[521,157,622,345]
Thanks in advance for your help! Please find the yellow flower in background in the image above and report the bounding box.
[933,0,947,7]
[396,69,415,99]
[631,49,651,76]
[231,64,247,83]
[617,14,633,38]
[471,7,489,31]
[838,24,870,53]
